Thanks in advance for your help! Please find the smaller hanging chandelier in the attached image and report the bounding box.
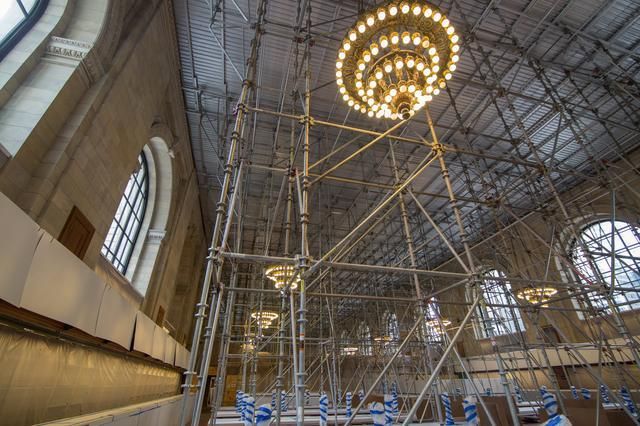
[342,347,359,356]
[251,311,279,328]
[516,287,558,307]
[425,318,451,334]
[265,264,301,290]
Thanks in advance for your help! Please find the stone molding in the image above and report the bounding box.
[147,229,166,244]
[45,36,93,60]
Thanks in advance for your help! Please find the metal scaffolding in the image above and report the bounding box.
[173,0,640,425]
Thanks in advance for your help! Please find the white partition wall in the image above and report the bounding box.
[0,192,42,306]
[20,234,106,335]
[0,192,191,364]
[95,285,138,349]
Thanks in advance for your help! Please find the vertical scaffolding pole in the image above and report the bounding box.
[295,3,312,424]
[425,107,520,425]
[389,142,443,424]
[180,1,268,423]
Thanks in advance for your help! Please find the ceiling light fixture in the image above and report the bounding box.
[516,287,558,307]
[425,318,452,334]
[265,264,301,290]
[336,1,460,120]
[251,311,279,328]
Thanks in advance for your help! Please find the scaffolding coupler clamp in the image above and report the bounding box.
[300,114,314,126]
[432,142,445,156]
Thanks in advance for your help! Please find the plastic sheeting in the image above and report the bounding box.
[0,326,181,425]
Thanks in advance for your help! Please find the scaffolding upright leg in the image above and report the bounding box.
[179,1,268,423]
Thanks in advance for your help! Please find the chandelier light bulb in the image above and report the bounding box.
[428,47,437,56]
[402,31,411,44]
[447,26,455,35]
[357,21,367,33]
[368,79,377,88]
[370,43,379,56]
[438,79,446,88]
[416,60,425,71]
[412,32,422,45]
[336,70,342,78]
[432,64,439,72]
[337,78,343,85]
[343,41,351,51]
[444,72,452,80]
[424,7,433,17]
[349,30,357,41]
[433,12,442,22]
[389,85,398,96]
[375,68,384,79]
[380,35,389,48]
[348,99,355,106]
[400,2,410,14]
[432,55,440,63]
[357,60,366,71]
[354,103,360,110]
[338,50,346,60]
[355,80,363,89]
[363,50,371,62]
[449,63,456,71]
[336,61,343,69]
[412,3,422,15]
[408,82,416,93]
[452,54,460,62]
[451,34,459,43]
[406,56,415,68]
[390,32,400,44]
[385,93,393,103]
[366,15,375,26]
[368,110,374,117]
[399,82,407,92]
[433,87,440,95]
[422,39,430,49]
[389,4,398,16]
[358,88,365,96]
[342,94,349,101]
[367,97,374,105]
[377,8,387,20]
[384,61,393,73]
[391,112,398,120]
[426,85,433,93]
[395,56,404,69]
[452,44,460,52]
[356,71,363,79]
[441,18,450,27]
[339,86,346,94]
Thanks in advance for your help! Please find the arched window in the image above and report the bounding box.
[475,269,525,338]
[570,220,640,313]
[358,322,372,356]
[421,298,445,343]
[0,0,49,60]
[102,153,149,274]
[386,312,400,343]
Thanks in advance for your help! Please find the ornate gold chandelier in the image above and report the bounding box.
[516,287,558,307]
[251,311,279,328]
[425,318,452,334]
[265,264,301,290]
[342,347,359,356]
[336,1,460,120]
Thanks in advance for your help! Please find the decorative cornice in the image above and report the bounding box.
[45,36,93,60]
[147,229,166,244]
